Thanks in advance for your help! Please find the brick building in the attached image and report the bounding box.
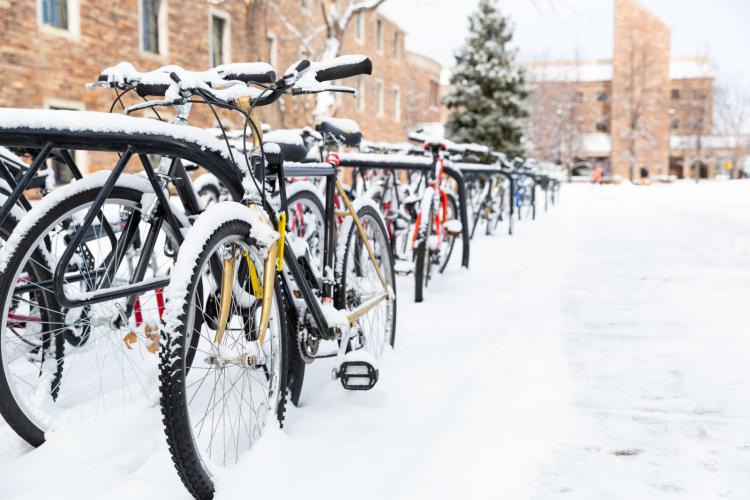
[0,0,443,170]
[525,0,724,180]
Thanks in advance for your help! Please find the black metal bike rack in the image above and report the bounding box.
[337,152,471,269]
[514,170,538,221]
[454,162,516,236]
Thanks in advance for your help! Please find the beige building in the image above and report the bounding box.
[525,0,733,180]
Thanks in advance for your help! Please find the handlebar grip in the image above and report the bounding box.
[135,83,170,98]
[314,56,372,82]
[295,60,311,74]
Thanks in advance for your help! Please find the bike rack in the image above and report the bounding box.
[454,162,515,237]
[514,170,538,221]
[336,152,471,269]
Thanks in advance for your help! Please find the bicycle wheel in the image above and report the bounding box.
[413,201,433,303]
[337,203,396,355]
[160,203,287,500]
[486,180,504,236]
[0,180,179,446]
[286,183,325,263]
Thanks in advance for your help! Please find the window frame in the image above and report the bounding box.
[375,18,384,53]
[429,80,439,109]
[376,79,385,117]
[209,8,232,67]
[267,32,278,69]
[355,11,365,44]
[37,0,80,40]
[392,85,401,122]
[356,77,366,113]
[138,0,169,57]
[392,31,400,60]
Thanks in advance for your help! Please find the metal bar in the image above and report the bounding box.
[0,143,53,226]
[138,153,185,245]
[214,245,237,345]
[346,290,389,325]
[169,158,203,217]
[53,147,133,309]
[443,164,470,268]
[124,213,164,318]
[322,173,337,299]
[256,243,278,345]
[283,245,330,333]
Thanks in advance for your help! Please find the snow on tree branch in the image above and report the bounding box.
[338,0,386,32]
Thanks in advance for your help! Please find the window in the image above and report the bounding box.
[393,31,400,60]
[209,11,230,67]
[429,80,439,108]
[671,89,681,100]
[693,90,707,101]
[596,90,608,102]
[376,80,384,116]
[671,118,679,130]
[574,91,584,103]
[392,86,401,121]
[375,18,383,52]
[42,0,67,29]
[356,77,366,112]
[355,12,364,43]
[38,0,79,38]
[140,0,167,55]
[300,0,309,9]
[596,118,609,133]
[267,33,278,68]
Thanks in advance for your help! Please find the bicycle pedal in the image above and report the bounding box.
[338,351,378,391]
[394,259,413,275]
[445,219,462,236]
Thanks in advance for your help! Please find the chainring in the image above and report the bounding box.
[296,325,320,364]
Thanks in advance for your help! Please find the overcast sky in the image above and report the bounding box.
[379,0,750,87]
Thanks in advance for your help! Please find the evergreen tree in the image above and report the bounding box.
[444,0,528,156]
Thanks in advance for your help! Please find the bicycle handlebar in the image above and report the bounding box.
[114,55,371,115]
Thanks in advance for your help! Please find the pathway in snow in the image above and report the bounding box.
[0,182,749,499]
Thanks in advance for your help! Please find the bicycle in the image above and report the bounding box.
[151,57,394,499]
[411,139,460,303]
[0,60,289,446]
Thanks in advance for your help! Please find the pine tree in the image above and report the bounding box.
[444,0,528,156]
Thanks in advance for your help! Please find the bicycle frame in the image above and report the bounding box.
[412,147,451,251]
[230,156,392,346]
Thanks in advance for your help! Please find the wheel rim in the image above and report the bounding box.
[344,212,394,357]
[182,236,283,469]
[0,197,175,432]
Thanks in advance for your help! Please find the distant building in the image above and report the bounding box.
[524,0,743,180]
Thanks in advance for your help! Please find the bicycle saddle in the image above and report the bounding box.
[262,129,308,165]
[315,117,362,147]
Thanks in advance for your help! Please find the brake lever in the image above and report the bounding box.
[84,81,112,90]
[124,98,182,115]
[291,85,356,96]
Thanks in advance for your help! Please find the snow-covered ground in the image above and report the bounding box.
[1,181,750,499]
